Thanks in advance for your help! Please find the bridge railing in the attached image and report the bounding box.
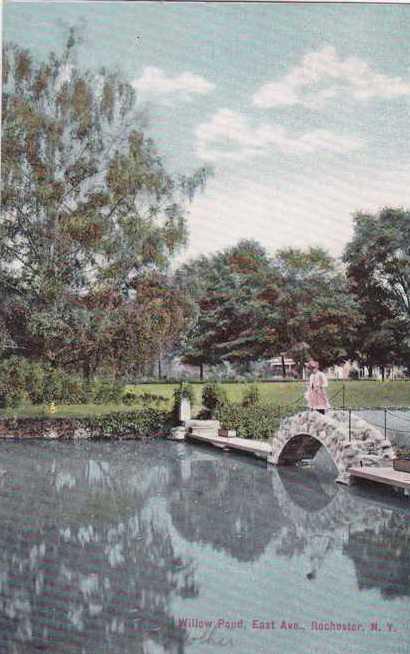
[274,387,410,446]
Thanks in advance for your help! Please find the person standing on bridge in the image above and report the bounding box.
[306,360,330,414]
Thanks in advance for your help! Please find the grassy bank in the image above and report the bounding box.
[1,380,409,419]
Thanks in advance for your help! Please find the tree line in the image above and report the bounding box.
[1,33,409,382]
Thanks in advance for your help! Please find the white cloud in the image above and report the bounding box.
[132,66,214,103]
[195,108,363,162]
[253,46,410,109]
[175,162,410,266]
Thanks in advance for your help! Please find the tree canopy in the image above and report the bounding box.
[272,247,361,372]
[176,240,281,376]
[1,31,209,376]
[177,242,359,376]
[343,207,410,371]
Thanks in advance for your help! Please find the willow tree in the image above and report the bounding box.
[1,30,209,376]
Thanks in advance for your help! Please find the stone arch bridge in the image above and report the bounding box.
[269,411,395,484]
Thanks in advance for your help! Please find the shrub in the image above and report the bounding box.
[123,390,169,407]
[60,375,88,404]
[202,382,227,417]
[85,408,170,438]
[217,402,279,440]
[92,379,123,404]
[241,384,260,407]
[25,361,46,404]
[0,356,30,407]
[42,368,65,403]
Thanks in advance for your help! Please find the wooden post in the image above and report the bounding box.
[342,384,345,410]
[384,409,387,440]
[348,409,352,442]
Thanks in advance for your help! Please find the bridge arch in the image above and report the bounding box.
[269,411,394,484]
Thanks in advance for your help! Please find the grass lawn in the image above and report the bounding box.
[1,380,409,419]
[0,402,138,420]
[128,380,410,410]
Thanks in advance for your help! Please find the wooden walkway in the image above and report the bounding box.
[350,466,410,492]
[186,431,272,460]
[185,428,410,495]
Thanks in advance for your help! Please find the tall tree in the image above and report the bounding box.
[1,31,209,375]
[343,207,410,374]
[272,247,361,373]
[176,240,281,375]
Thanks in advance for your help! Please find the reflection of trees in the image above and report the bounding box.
[0,441,197,653]
[168,453,286,562]
[274,469,410,596]
[343,512,410,600]
[168,445,410,595]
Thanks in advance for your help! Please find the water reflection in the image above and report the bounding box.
[0,439,408,653]
[168,452,283,562]
[0,441,193,653]
[344,513,410,599]
[169,446,410,594]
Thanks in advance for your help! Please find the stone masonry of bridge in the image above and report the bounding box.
[269,410,395,484]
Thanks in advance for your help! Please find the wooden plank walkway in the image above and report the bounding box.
[186,431,272,460]
[350,466,410,491]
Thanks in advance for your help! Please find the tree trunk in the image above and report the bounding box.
[199,362,204,381]
[368,365,373,379]
[83,359,91,383]
[381,365,385,382]
[281,355,286,378]
[158,357,162,379]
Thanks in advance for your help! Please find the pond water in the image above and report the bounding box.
[0,439,409,654]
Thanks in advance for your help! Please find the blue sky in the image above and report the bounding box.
[4,2,410,263]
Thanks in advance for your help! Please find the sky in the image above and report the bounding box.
[3,2,410,265]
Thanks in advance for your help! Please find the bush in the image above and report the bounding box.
[217,402,279,440]
[349,368,360,380]
[92,379,123,404]
[42,368,65,403]
[241,384,260,407]
[202,382,227,417]
[0,356,30,407]
[24,361,46,404]
[86,408,170,438]
[123,389,169,407]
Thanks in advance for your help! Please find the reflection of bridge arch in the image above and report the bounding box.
[270,411,394,484]
[277,467,338,513]
[272,468,394,581]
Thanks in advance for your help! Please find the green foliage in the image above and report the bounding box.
[177,240,280,371]
[0,356,30,407]
[202,382,228,416]
[0,356,89,406]
[1,33,209,379]
[272,246,361,372]
[85,408,170,438]
[343,207,410,368]
[217,402,279,440]
[123,389,169,407]
[241,384,260,407]
[92,379,123,404]
[178,241,360,375]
